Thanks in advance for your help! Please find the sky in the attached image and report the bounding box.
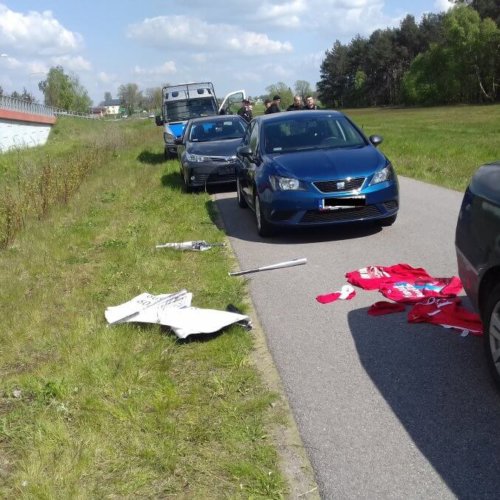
[0,0,453,106]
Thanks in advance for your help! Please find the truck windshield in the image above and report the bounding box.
[165,98,217,122]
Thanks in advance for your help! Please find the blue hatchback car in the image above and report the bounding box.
[455,161,500,388]
[235,110,399,236]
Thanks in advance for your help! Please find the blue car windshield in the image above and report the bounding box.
[263,115,366,154]
[189,118,247,142]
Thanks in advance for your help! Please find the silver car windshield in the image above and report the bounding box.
[263,115,366,154]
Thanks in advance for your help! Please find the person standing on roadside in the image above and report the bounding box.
[265,95,281,114]
[287,95,304,111]
[237,99,253,123]
[303,95,318,110]
[263,98,272,113]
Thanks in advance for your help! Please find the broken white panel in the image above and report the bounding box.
[104,290,191,325]
[155,307,249,339]
[105,290,249,338]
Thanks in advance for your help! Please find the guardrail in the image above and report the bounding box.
[0,95,96,119]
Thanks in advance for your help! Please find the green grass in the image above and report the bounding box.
[1,103,499,497]
[344,104,500,191]
[0,118,287,498]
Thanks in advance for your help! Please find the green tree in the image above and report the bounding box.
[453,0,500,24]
[294,80,313,101]
[38,66,92,112]
[117,83,142,115]
[403,5,499,104]
[317,41,351,107]
[142,87,162,112]
[265,82,293,109]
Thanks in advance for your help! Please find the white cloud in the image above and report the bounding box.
[51,55,91,72]
[133,61,177,76]
[97,72,115,84]
[255,0,307,27]
[127,15,292,55]
[434,0,453,12]
[0,4,83,56]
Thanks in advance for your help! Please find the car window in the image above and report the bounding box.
[189,118,247,142]
[249,122,259,152]
[262,115,367,154]
[242,121,254,146]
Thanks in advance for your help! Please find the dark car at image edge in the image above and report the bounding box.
[455,161,500,388]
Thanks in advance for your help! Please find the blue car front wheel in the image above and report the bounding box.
[255,195,275,237]
[237,177,248,209]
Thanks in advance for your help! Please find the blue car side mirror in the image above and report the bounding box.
[369,135,383,147]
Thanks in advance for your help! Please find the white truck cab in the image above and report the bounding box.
[155,82,245,159]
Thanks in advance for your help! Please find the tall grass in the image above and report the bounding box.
[1,104,498,497]
[0,117,292,498]
[0,118,136,247]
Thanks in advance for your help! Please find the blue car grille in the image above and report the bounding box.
[301,205,381,223]
[313,177,365,193]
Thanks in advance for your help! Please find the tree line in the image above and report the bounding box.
[4,2,497,113]
[317,2,500,107]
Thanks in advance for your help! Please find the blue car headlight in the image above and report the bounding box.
[269,175,305,191]
[369,164,394,185]
[186,152,209,163]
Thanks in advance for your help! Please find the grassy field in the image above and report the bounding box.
[0,117,296,498]
[0,104,499,497]
[344,104,500,191]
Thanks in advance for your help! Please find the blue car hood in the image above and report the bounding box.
[188,138,242,156]
[269,146,386,180]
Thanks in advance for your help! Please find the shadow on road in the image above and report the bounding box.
[348,304,500,498]
[215,193,383,245]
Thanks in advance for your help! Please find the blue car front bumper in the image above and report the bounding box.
[258,180,399,227]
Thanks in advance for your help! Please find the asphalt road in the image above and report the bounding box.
[215,176,500,499]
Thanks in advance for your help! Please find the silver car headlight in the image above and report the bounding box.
[269,175,304,191]
[186,153,209,163]
[370,164,394,185]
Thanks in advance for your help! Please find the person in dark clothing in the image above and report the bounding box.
[303,95,318,110]
[237,99,253,122]
[286,95,303,111]
[265,95,281,114]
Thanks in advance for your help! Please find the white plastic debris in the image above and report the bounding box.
[155,240,225,251]
[229,257,307,276]
[105,290,249,339]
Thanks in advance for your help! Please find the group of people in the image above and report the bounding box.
[272,94,318,113]
[236,94,318,122]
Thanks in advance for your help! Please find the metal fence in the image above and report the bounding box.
[0,95,96,119]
